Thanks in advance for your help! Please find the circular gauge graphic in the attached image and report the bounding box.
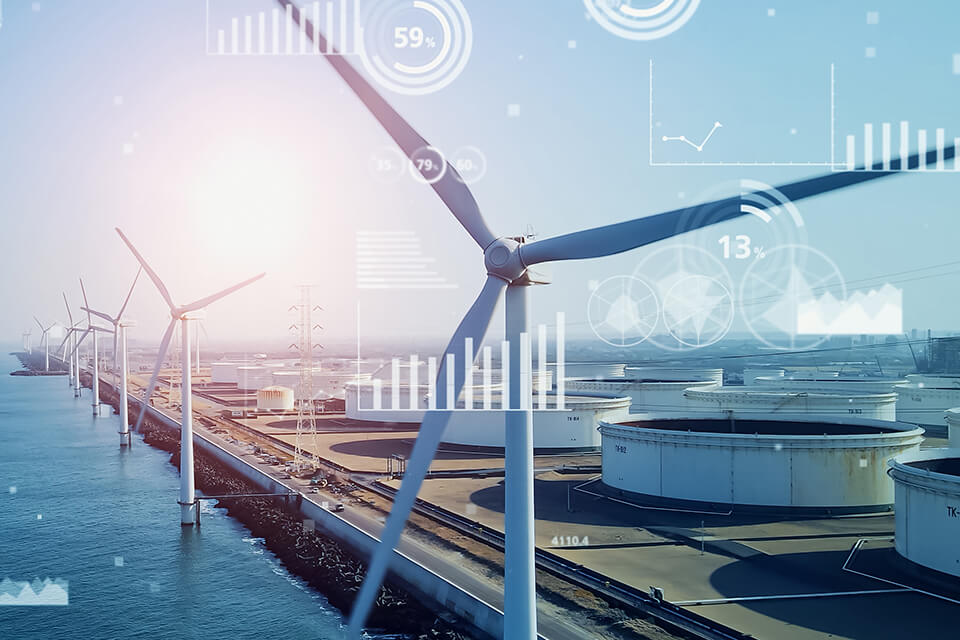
[662,275,734,347]
[740,244,846,350]
[408,145,447,184]
[368,146,408,183]
[583,0,701,41]
[449,145,487,185]
[673,178,809,288]
[587,275,659,348]
[633,243,735,351]
[360,0,473,95]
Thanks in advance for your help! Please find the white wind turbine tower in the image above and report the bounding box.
[22,330,32,354]
[81,268,142,446]
[116,227,265,526]
[277,2,956,636]
[32,316,56,372]
[60,293,84,391]
[75,278,115,417]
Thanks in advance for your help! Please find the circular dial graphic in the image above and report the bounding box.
[662,275,734,347]
[583,0,702,41]
[587,275,660,347]
[739,244,846,350]
[633,243,735,351]
[360,0,473,95]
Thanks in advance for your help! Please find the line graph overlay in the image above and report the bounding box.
[649,60,838,167]
[662,121,722,152]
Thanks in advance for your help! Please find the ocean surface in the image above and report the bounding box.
[0,352,345,639]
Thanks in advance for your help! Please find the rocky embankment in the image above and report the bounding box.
[95,382,471,640]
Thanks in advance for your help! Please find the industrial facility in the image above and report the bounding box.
[888,449,960,578]
[598,413,924,513]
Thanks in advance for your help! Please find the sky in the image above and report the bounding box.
[2,0,960,356]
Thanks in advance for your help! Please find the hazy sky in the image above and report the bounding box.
[3,0,960,355]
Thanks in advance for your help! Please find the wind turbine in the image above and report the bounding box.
[81,268,142,446]
[32,316,56,372]
[60,293,84,390]
[115,227,265,525]
[22,330,32,354]
[276,2,957,637]
[74,278,115,417]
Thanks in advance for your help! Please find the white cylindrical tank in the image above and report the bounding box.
[684,387,898,421]
[256,386,295,411]
[566,367,721,414]
[345,382,630,451]
[624,367,723,383]
[895,375,960,434]
[237,365,273,392]
[211,361,242,384]
[441,394,631,451]
[754,375,907,395]
[888,449,960,578]
[599,413,923,513]
[271,369,372,400]
[551,362,626,380]
[744,368,785,386]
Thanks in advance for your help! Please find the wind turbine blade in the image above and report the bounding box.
[82,307,115,324]
[179,273,266,314]
[33,316,44,332]
[132,319,177,434]
[117,266,141,320]
[347,275,507,635]
[115,228,177,310]
[62,293,73,326]
[69,328,92,357]
[520,147,954,265]
[78,277,93,325]
[276,0,497,251]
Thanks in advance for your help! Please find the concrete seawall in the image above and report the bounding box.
[106,380,507,640]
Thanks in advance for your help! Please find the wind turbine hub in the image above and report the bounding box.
[177,310,207,321]
[484,237,528,283]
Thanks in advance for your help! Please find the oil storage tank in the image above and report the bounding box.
[888,449,960,578]
[894,375,960,435]
[683,387,898,421]
[566,367,722,414]
[237,365,274,392]
[256,386,295,412]
[345,382,630,451]
[598,413,923,513]
[211,361,243,384]
[753,375,907,395]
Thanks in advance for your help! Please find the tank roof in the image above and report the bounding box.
[614,415,911,436]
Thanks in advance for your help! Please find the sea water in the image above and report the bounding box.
[0,351,345,639]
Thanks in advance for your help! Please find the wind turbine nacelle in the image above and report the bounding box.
[180,310,207,321]
[118,319,138,328]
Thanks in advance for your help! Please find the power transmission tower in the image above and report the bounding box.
[290,286,323,472]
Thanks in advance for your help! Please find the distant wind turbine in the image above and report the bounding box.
[115,227,265,525]
[72,278,115,417]
[276,1,957,636]
[32,316,57,372]
[81,268,142,446]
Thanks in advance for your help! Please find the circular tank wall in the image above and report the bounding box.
[345,383,630,450]
[684,387,898,421]
[895,375,960,432]
[753,375,907,395]
[888,449,960,578]
[599,413,923,513]
[256,386,295,411]
[565,377,718,414]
